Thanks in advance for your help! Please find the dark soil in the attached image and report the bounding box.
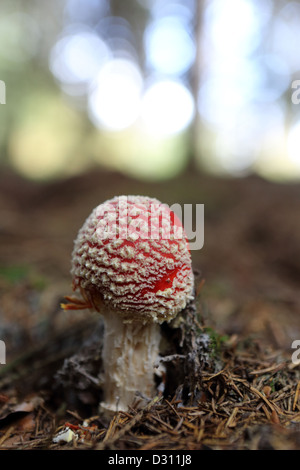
[0,168,299,450]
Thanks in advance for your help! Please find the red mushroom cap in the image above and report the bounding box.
[71,195,194,323]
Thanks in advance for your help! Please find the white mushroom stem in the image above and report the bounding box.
[100,312,161,414]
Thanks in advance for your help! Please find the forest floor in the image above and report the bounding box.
[0,168,299,451]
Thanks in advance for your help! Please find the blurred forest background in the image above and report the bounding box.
[0,0,300,450]
[1,0,300,182]
[0,0,300,399]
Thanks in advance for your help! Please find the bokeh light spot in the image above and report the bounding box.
[144,16,195,76]
[88,58,143,131]
[141,80,195,135]
[49,30,111,94]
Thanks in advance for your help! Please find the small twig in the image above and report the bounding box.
[293,382,300,411]
[0,426,15,447]
[248,363,286,376]
[95,396,162,449]
[154,354,185,368]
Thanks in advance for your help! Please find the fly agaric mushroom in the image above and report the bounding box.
[62,195,194,414]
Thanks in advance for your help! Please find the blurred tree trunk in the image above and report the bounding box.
[187,0,205,174]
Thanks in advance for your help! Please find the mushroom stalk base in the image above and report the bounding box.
[100,313,161,414]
